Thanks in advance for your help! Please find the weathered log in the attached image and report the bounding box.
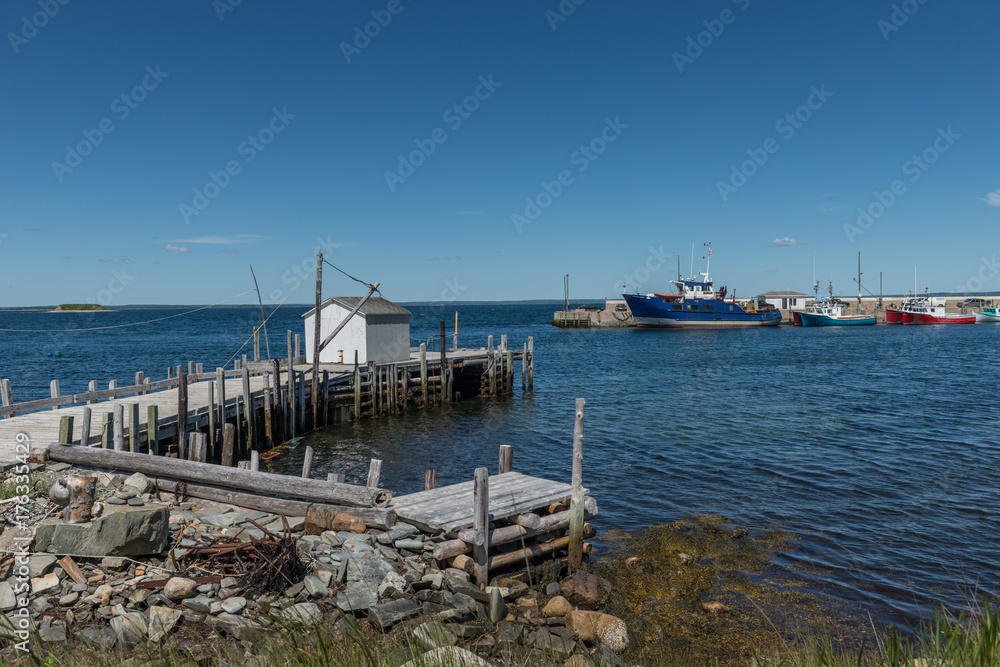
[47,443,392,507]
[146,477,396,529]
[489,535,569,570]
[439,508,596,559]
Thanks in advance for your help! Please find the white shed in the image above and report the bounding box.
[303,297,411,364]
[759,291,808,311]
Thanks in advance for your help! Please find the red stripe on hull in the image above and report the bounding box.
[908,313,976,324]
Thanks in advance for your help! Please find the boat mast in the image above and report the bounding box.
[703,241,712,283]
[812,252,819,300]
[857,251,862,309]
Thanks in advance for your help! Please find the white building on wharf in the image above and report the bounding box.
[303,296,411,365]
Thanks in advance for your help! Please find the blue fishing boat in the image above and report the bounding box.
[622,243,781,328]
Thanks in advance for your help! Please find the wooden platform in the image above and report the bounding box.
[391,472,584,534]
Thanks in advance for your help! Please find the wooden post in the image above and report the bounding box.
[101,412,112,448]
[134,372,144,393]
[320,370,329,427]
[147,406,159,456]
[302,446,314,478]
[221,423,235,467]
[401,366,408,411]
[312,252,322,427]
[188,361,194,376]
[568,397,585,573]
[177,371,188,456]
[297,370,306,433]
[499,445,513,474]
[440,321,447,404]
[187,433,197,461]
[196,363,203,375]
[87,380,97,404]
[250,450,259,472]
[419,343,427,407]
[167,366,174,380]
[241,367,253,450]
[194,433,208,463]
[472,467,489,588]
[50,379,60,409]
[453,310,458,351]
[58,415,74,444]
[528,336,534,390]
[424,467,437,491]
[353,351,361,421]
[522,344,527,391]
[506,349,513,394]
[109,379,118,399]
[113,404,125,452]
[271,359,283,442]
[215,367,225,426]
[207,381,215,454]
[80,407,91,447]
[287,330,295,438]
[253,328,260,362]
[128,403,139,453]
[0,378,12,418]
[262,387,273,449]
[294,333,300,362]
[367,459,382,488]
[487,335,495,396]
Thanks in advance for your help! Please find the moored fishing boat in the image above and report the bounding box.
[799,281,875,327]
[903,296,975,324]
[974,307,1000,322]
[622,243,781,328]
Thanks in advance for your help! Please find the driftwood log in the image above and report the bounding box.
[47,443,392,508]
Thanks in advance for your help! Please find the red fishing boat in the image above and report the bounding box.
[901,296,975,324]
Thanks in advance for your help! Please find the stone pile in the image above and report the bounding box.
[1,460,628,665]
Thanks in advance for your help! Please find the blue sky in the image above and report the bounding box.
[1,0,997,306]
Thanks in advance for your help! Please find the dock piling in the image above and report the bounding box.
[472,466,489,588]
[113,404,125,452]
[147,406,159,456]
[58,415,73,444]
[568,397,585,573]
[499,444,513,474]
[80,408,91,447]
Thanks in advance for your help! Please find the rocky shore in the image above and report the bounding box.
[1,459,629,666]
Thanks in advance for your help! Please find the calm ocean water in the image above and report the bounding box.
[2,304,998,630]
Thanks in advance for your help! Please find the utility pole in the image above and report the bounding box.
[563,274,570,311]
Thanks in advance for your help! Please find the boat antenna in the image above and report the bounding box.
[703,242,712,281]
[857,251,862,309]
[689,243,695,279]
[812,252,819,299]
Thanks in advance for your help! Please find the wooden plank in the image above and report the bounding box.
[287,331,295,438]
[367,458,382,488]
[48,444,392,507]
[0,378,13,418]
[50,380,60,409]
[302,446,313,478]
[221,423,234,467]
[128,403,140,452]
[528,336,534,390]
[312,252,322,426]
[569,397,585,573]
[353,351,361,421]
[419,344,427,407]
[101,412,112,448]
[58,415,73,444]
[393,474,546,512]
[177,371,188,456]
[424,467,437,491]
[207,380,215,455]
[472,467,489,588]
[489,535,569,570]
[440,321,448,404]
[241,367,253,451]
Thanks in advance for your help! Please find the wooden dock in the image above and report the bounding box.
[0,334,534,462]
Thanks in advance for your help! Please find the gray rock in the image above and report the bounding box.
[421,573,444,590]
[279,601,322,625]
[369,598,421,631]
[413,620,458,651]
[181,595,213,613]
[446,574,489,603]
[302,575,327,599]
[336,582,378,612]
[376,522,419,545]
[76,626,117,649]
[0,582,17,611]
[58,592,80,607]
[34,505,170,557]
[545,582,561,596]
[147,605,182,643]
[32,597,54,613]
[110,612,147,644]
[345,554,396,587]
[106,497,126,505]
[198,505,233,516]
[221,597,246,614]
[46,462,72,472]
[489,586,507,624]
[164,577,198,601]
[393,538,425,552]
[230,511,269,525]
[534,628,577,661]
[123,472,153,494]
[28,554,58,577]
[39,624,67,642]
[399,647,492,667]
[377,571,408,599]
[199,514,238,527]
[444,592,480,619]
[100,556,126,569]
[126,497,145,507]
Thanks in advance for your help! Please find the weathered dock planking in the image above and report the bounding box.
[0,336,534,462]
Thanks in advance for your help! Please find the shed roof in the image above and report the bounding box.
[302,296,411,318]
[759,291,808,297]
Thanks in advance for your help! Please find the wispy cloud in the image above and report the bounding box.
[769,237,805,247]
[163,244,191,253]
[165,235,265,244]
[980,190,1000,207]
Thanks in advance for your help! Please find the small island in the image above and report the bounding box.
[51,303,109,312]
